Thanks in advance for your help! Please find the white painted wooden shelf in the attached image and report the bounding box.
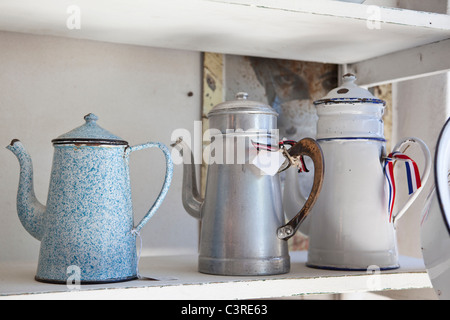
[0,0,449,86]
[0,251,431,299]
[0,0,448,63]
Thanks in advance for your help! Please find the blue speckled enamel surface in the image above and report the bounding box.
[37,145,137,283]
[54,113,126,143]
[8,140,173,284]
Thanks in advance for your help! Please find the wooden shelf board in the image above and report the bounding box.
[0,251,432,299]
[0,0,448,64]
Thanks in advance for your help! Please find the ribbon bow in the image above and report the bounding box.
[384,151,422,222]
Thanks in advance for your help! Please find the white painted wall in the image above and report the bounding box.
[397,0,448,13]
[363,0,448,13]
[0,31,201,262]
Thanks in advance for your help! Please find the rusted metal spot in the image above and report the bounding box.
[248,57,310,105]
[286,126,297,135]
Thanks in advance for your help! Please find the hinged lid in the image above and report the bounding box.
[208,92,278,117]
[314,74,386,106]
[52,113,128,145]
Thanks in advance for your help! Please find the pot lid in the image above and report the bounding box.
[314,74,386,106]
[208,92,278,117]
[52,113,128,145]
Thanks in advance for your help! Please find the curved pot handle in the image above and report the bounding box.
[277,138,324,241]
[127,142,173,233]
[388,137,431,226]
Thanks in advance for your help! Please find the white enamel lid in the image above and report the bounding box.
[314,74,386,106]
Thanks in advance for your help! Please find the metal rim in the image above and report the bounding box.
[52,138,129,146]
[317,137,386,142]
[314,97,386,106]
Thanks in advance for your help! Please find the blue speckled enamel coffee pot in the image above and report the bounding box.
[7,113,173,284]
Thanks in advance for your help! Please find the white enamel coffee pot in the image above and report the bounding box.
[285,74,431,270]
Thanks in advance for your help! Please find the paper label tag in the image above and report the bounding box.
[251,149,285,176]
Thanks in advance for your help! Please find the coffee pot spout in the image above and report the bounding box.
[171,137,203,220]
[6,140,46,241]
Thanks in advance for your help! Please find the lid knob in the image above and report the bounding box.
[84,113,99,123]
[342,73,357,84]
[235,92,249,100]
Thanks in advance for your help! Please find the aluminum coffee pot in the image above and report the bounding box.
[172,93,324,276]
[7,113,173,284]
[285,74,431,270]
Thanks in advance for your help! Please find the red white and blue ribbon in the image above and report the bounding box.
[384,151,422,222]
